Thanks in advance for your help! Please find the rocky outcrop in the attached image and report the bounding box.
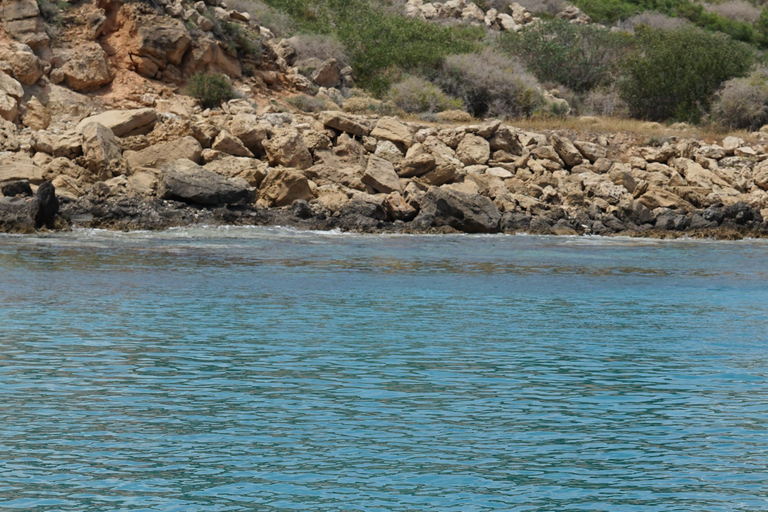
[50,43,114,92]
[258,167,313,207]
[125,136,202,170]
[419,186,501,233]
[0,0,49,50]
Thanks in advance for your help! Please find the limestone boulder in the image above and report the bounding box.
[574,140,607,163]
[754,160,768,190]
[320,111,370,137]
[363,155,401,194]
[312,58,341,88]
[76,109,158,137]
[130,16,192,71]
[371,117,413,149]
[0,72,23,122]
[0,0,49,50]
[205,156,268,187]
[125,136,202,170]
[419,186,501,233]
[21,97,50,130]
[489,125,522,155]
[456,134,490,166]
[51,42,113,91]
[638,188,694,211]
[263,128,313,169]
[0,161,45,184]
[0,42,42,85]
[259,167,314,207]
[81,122,122,175]
[159,159,250,205]
[227,114,268,155]
[211,130,254,157]
[551,134,583,167]
[385,191,418,221]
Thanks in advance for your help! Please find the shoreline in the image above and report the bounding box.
[2,193,765,241]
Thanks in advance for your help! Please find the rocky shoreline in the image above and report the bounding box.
[4,106,768,240]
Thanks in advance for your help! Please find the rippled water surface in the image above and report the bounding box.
[1,228,768,511]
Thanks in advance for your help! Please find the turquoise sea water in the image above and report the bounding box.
[1,228,767,511]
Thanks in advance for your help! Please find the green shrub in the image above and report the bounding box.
[438,50,543,119]
[36,0,65,25]
[712,67,768,130]
[186,73,236,109]
[620,26,753,122]
[205,13,262,58]
[262,0,484,95]
[387,76,463,114]
[286,94,329,112]
[500,18,631,93]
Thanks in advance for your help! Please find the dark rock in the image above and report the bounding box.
[1,179,32,197]
[689,213,717,230]
[655,213,690,231]
[0,196,33,232]
[291,199,313,219]
[528,217,552,234]
[158,159,250,205]
[601,214,626,232]
[29,181,59,229]
[500,212,531,232]
[340,197,387,221]
[702,206,725,225]
[419,187,501,233]
[724,202,760,225]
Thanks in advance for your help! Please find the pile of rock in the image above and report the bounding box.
[2,102,768,237]
[404,0,590,31]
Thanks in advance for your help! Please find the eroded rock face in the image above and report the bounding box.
[259,167,313,207]
[125,136,202,170]
[51,43,113,92]
[81,122,122,175]
[363,155,401,194]
[263,128,313,169]
[22,97,50,130]
[159,159,250,205]
[0,42,43,85]
[0,0,49,50]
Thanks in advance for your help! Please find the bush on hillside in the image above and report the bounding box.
[387,76,464,113]
[619,11,692,32]
[704,0,761,24]
[186,73,236,109]
[712,68,768,130]
[620,26,754,122]
[228,0,295,36]
[261,0,484,95]
[438,50,543,119]
[500,18,631,93]
[511,0,567,15]
[288,33,349,65]
[583,87,629,117]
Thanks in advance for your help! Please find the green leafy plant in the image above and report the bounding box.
[500,18,632,93]
[619,26,754,122]
[186,73,236,109]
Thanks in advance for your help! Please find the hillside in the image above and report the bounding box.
[1,0,768,238]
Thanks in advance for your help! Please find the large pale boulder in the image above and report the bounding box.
[21,96,50,130]
[363,155,401,194]
[259,168,314,207]
[311,58,341,88]
[263,128,313,169]
[76,109,158,137]
[159,159,250,205]
[0,0,49,50]
[551,134,583,167]
[371,117,413,149]
[130,16,192,70]
[0,72,23,122]
[125,136,202,170]
[227,114,268,154]
[51,42,113,91]
[0,42,43,85]
[205,156,268,188]
[455,134,490,166]
[319,111,370,137]
[81,122,122,175]
[0,162,45,184]
[211,130,253,157]
[573,140,607,163]
[754,160,768,190]
[638,188,694,211]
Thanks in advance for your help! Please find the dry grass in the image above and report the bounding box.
[510,116,762,143]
